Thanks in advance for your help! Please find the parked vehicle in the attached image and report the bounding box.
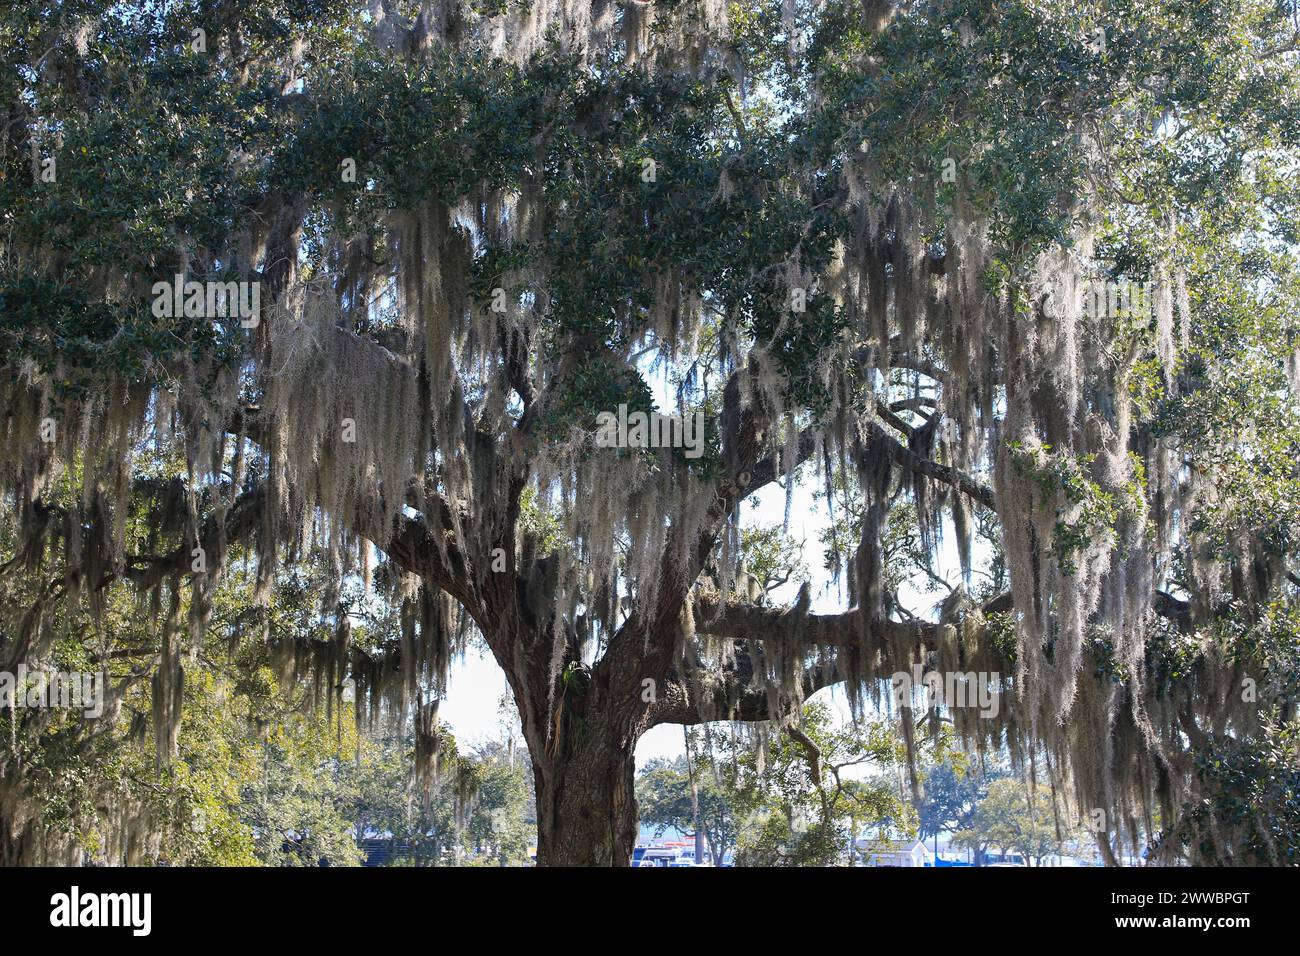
[633,845,705,867]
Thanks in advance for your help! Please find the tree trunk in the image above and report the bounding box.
[1096,832,1120,867]
[531,726,639,866]
[483,585,653,867]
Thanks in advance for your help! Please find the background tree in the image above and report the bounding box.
[241,718,366,867]
[721,702,913,866]
[637,752,739,865]
[955,777,1083,867]
[339,732,535,866]
[915,753,1003,847]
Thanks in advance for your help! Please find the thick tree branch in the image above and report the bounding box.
[647,584,1201,728]
[653,650,844,725]
[864,420,997,511]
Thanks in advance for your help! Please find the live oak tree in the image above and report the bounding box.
[4,0,1300,865]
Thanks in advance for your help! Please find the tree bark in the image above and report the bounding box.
[530,719,639,867]
[480,607,645,867]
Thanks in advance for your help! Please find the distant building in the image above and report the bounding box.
[856,837,932,867]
